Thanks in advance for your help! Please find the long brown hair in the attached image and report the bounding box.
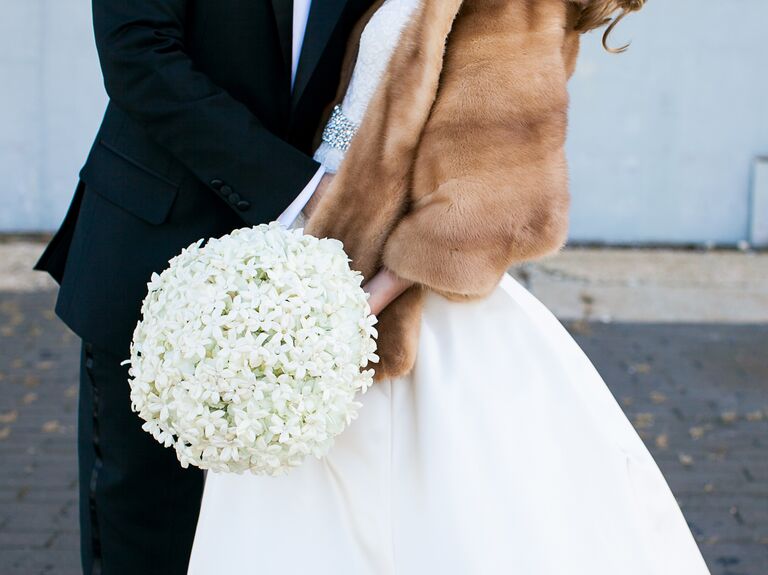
[576,0,646,53]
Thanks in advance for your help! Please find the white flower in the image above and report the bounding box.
[126,223,378,476]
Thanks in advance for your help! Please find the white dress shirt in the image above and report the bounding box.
[277,0,326,227]
[292,0,312,90]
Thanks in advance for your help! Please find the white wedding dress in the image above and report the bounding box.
[188,1,711,573]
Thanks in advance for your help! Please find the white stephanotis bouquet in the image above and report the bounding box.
[125,223,378,476]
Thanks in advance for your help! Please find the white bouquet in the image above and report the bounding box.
[125,223,378,476]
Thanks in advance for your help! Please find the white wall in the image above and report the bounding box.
[0,0,106,232]
[567,0,768,245]
[1,0,766,246]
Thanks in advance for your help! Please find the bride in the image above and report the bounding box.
[189,1,711,573]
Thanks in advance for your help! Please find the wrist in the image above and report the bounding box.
[364,268,414,315]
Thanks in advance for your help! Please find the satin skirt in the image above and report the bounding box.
[188,275,710,574]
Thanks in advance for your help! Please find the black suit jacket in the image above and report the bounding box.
[36,0,374,356]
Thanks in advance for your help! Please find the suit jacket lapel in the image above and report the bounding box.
[292,0,348,107]
[270,0,293,76]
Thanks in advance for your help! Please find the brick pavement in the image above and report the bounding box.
[0,290,766,575]
[0,292,80,574]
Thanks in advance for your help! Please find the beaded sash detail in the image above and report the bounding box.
[322,105,359,152]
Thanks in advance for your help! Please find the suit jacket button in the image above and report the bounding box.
[236,200,251,211]
[228,192,241,204]
[210,179,224,190]
[220,185,233,197]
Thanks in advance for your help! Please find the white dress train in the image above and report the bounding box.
[188,1,710,573]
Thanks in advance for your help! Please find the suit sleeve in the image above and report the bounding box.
[92,0,320,223]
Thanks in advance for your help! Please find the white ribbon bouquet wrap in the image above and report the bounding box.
[125,223,378,476]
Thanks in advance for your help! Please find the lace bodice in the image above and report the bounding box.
[313,0,420,172]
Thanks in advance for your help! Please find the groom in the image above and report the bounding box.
[35,1,375,573]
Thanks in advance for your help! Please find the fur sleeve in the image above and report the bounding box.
[381,0,576,300]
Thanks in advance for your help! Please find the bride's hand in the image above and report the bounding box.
[303,173,335,218]
[363,268,413,316]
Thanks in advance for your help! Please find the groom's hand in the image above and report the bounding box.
[303,173,335,218]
